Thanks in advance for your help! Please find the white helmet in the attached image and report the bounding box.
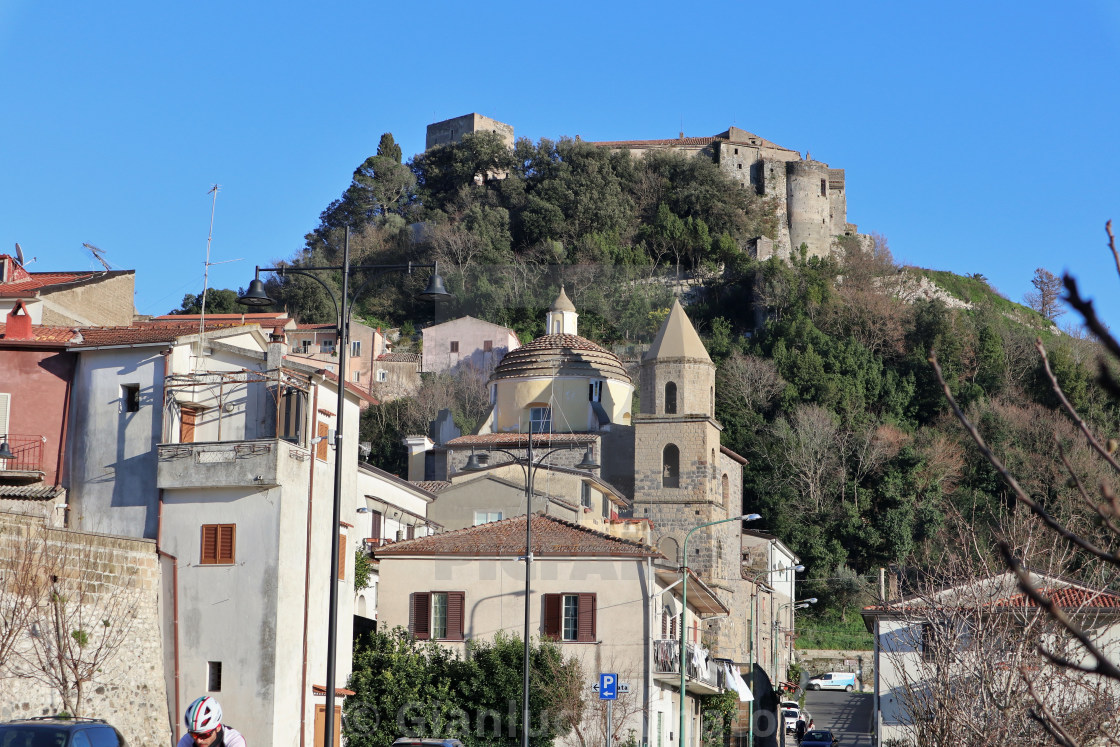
[185,696,222,733]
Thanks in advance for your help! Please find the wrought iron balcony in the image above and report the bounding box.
[0,434,45,482]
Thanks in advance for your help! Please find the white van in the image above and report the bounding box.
[807,671,857,691]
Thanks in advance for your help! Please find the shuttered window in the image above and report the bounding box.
[542,593,596,642]
[201,524,236,564]
[409,591,465,641]
[337,533,346,581]
[316,421,329,461]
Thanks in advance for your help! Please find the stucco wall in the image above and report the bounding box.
[1,347,75,485]
[491,376,631,433]
[421,317,518,375]
[0,514,169,747]
[40,272,137,327]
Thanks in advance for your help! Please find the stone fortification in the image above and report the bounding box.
[426,113,514,150]
[0,513,169,747]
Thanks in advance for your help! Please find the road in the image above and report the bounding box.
[801,690,874,747]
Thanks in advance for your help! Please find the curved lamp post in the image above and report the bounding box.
[238,227,450,747]
[0,437,14,461]
[463,432,599,747]
[679,513,761,747]
[773,597,818,696]
[747,564,803,746]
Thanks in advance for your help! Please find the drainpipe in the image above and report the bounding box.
[299,383,319,747]
[644,555,654,747]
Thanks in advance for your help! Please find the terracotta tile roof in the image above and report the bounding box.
[374,514,659,559]
[312,685,356,697]
[378,352,421,362]
[152,314,292,333]
[492,333,630,383]
[295,323,336,330]
[0,264,133,298]
[0,484,65,499]
[412,481,452,493]
[445,433,598,448]
[864,586,1120,613]
[0,323,77,344]
[70,321,249,347]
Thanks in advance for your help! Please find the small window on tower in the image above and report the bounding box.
[450,341,459,353]
[483,340,493,352]
[821,179,827,197]
[207,661,222,692]
[122,384,140,413]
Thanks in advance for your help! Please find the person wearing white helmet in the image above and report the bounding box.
[178,696,247,747]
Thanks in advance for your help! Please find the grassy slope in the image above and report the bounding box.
[910,268,1053,328]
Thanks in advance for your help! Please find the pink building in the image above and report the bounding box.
[420,316,519,376]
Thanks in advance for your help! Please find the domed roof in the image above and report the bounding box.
[550,286,577,312]
[492,333,630,383]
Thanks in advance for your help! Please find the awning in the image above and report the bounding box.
[312,685,356,697]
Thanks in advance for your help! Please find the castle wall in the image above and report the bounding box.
[0,513,170,747]
[786,160,832,258]
[426,113,514,150]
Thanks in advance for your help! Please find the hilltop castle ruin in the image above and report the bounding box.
[426,113,865,261]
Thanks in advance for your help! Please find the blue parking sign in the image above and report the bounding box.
[599,672,617,700]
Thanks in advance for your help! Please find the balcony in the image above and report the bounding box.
[157,439,310,490]
[0,435,46,483]
[653,639,724,694]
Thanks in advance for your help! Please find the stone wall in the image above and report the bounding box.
[41,272,136,327]
[0,513,170,747]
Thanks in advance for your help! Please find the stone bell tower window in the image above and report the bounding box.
[663,444,680,488]
[665,382,677,415]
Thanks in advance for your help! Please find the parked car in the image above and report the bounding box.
[806,671,857,691]
[391,740,464,747]
[0,718,127,747]
[799,729,839,747]
[781,708,801,733]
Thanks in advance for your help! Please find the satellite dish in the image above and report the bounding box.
[14,243,24,266]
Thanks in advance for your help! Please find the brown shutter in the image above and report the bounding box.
[337,533,346,580]
[543,593,561,640]
[316,421,329,461]
[662,610,668,639]
[446,592,465,641]
[201,525,218,564]
[180,407,200,444]
[370,511,382,542]
[577,593,596,642]
[218,525,236,564]
[410,593,431,640]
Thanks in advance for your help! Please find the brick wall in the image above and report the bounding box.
[40,273,137,327]
[0,513,170,747]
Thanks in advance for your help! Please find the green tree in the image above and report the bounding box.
[169,287,242,315]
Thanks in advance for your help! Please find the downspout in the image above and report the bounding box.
[299,383,319,747]
[155,350,180,742]
[54,352,74,490]
[644,555,653,747]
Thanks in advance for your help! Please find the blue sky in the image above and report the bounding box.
[3,1,1119,327]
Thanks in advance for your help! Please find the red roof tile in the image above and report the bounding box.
[378,352,420,362]
[71,321,252,347]
[0,323,77,344]
[412,480,452,493]
[593,137,720,148]
[374,514,658,559]
[864,586,1120,613]
[0,267,132,298]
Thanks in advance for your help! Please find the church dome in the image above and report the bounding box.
[492,333,630,383]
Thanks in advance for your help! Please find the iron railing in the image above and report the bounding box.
[0,434,44,473]
[653,639,723,690]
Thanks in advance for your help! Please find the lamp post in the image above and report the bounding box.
[238,227,450,747]
[679,514,761,747]
[747,564,803,747]
[0,437,14,461]
[463,431,599,747]
[772,597,817,693]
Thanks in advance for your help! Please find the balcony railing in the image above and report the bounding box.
[0,434,45,476]
[653,639,723,692]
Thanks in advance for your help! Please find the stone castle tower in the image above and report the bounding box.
[632,300,744,597]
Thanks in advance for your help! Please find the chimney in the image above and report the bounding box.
[267,331,287,369]
[679,131,684,140]
[5,300,34,340]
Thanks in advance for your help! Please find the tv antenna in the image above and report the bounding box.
[195,184,243,368]
[82,243,112,271]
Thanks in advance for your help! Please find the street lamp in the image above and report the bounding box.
[238,227,450,747]
[773,597,817,694]
[679,513,761,747]
[0,437,14,461]
[463,432,599,747]
[747,564,803,746]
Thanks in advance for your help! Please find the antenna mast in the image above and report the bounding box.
[196,185,220,367]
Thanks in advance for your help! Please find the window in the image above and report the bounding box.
[409,591,465,640]
[543,593,596,641]
[122,384,140,412]
[483,340,493,352]
[351,340,361,357]
[353,371,361,382]
[665,382,677,414]
[529,406,552,434]
[180,406,202,444]
[589,381,602,402]
[662,444,680,488]
[821,179,827,197]
[722,474,730,507]
[278,387,305,444]
[320,340,336,354]
[581,482,591,509]
[376,370,388,382]
[201,524,236,564]
[474,511,503,525]
[207,661,222,691]
[370,511,382,543]
[450,341,459,353]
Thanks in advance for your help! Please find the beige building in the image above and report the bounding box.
[0,253,136,326]
[420,315,520,376]
[376,514,738,747]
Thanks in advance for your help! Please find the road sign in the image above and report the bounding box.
[599,672,617,700]
[592,682,630,694]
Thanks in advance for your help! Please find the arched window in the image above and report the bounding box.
[665,382,677,414]
[662,444,680,488]
[710,386,714,414]
[660,536,680,565]
[722,474,730,508]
